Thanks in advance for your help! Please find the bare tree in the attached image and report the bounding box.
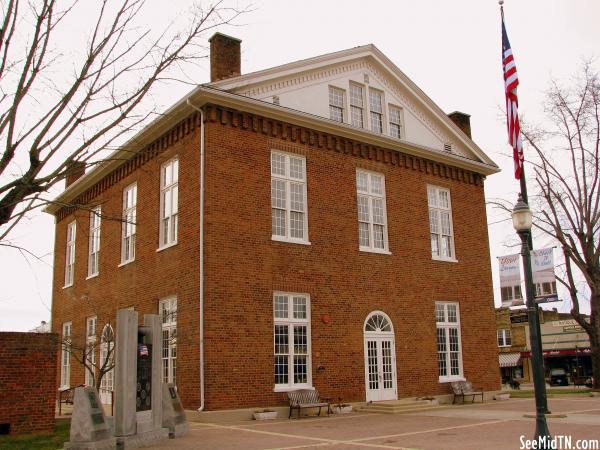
[63,321,115,392]
[0,0,246,243]
[518,63,600,389]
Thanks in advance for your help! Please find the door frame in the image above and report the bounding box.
[363,311,398,402]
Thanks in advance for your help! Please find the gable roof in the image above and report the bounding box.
[45,44,499,215]
[209,44,499,170]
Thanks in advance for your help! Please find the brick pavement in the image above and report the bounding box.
[140,395,600,449]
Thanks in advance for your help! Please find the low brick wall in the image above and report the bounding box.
[0,332,58,435]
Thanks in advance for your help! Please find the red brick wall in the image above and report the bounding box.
[0,333,57,434]
[51,104,500,412]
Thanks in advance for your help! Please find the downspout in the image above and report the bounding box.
[186,99,205,412]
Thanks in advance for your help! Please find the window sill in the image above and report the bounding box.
[118,259,135,268]
[86,273,99,281]
[62,284,73,290]
[438,376,465,383]
[157,242,178,253]
[498,345,512,348]
[273,385,314,393]
[359,247,391,255]
[271,236,311,246]
[432,256,458,263]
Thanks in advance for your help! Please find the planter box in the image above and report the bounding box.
[333,405,352,414]
[494,393,511,401]
[253,411,277,420]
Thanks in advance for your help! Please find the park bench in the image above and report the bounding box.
[451,381,484,404]
[287,389,330,419]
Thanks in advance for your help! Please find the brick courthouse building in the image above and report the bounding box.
[48,33,501,411]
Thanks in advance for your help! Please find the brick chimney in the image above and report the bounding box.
[209,32,241,82]
[65,160,86,189]
[448,111,472,139]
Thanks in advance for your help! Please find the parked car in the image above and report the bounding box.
[549,368,569,386]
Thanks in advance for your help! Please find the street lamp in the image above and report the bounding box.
[512,194,552,445]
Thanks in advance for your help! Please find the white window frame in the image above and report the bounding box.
[273,292,312,392]
[159,297,177,385]
[368,88,385,134]
[388,105,404,139]
[271,151,310,245]
[64,221,76,287]
[349,83,365,128]
[501,285,522,303]
[61,322,72,388]
[159,157,179,250]
[356,169,390,254]
[328,86,345,123]
[497,329,512,347]
[121,183,137,265]
[535,281,557,297]
[428,185,457,262]
[87,207,101,278]
[85,316,97,386]
[435,302,464,382]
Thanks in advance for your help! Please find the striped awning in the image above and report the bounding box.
[499,352,521,368]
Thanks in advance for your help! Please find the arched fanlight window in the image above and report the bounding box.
[364,312,392,332]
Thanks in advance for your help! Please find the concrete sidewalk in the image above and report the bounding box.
[140,395,600,449]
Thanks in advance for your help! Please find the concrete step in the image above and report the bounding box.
[357,399,441,415]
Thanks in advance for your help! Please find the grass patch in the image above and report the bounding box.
[0,420,70,450]
[508,389,591,398]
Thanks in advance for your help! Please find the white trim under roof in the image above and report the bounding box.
[45,84,499,216]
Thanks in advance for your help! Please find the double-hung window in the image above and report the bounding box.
[501,285,522,304]
[121,183,137,264]
[389,105,404,138]
[160,297,177,384]
[274,293,311,390]
[160,158,179,248]
[428,185,456,261]
[356,170,389,253]
[65,221,76,287]
[349,83,364,128]
[497,329,512,347]
[85,316,97,386]
[435,302,463,381]
[328,86,345,122]
[88,207,101,277]
[271,151,309,244]
[61,322,72,388]
[369,89,384,133]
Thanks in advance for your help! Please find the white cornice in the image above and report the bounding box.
[45,85,499,215]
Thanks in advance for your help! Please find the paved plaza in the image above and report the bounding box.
[139,395,600,450]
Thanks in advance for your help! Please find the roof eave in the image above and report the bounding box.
[45,86,499,216]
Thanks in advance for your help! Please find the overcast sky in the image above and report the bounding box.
[1,0,598,331]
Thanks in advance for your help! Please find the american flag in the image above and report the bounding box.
[502,13,523,179]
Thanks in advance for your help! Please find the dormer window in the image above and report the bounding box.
[328,86,345,123]
[369,89,384,133]
[349,83,364,128]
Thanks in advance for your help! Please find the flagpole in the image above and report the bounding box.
[501,1,552,445]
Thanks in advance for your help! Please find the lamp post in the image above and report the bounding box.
[512,194,552,444]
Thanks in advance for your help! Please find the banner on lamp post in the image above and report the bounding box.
[499,253,523,307]
[532,247,559,303]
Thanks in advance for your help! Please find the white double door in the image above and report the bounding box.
[364,336,397,402]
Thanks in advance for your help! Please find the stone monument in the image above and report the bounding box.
[162,384,189,438]
[63,386,116,450]
[113,310,168,449]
